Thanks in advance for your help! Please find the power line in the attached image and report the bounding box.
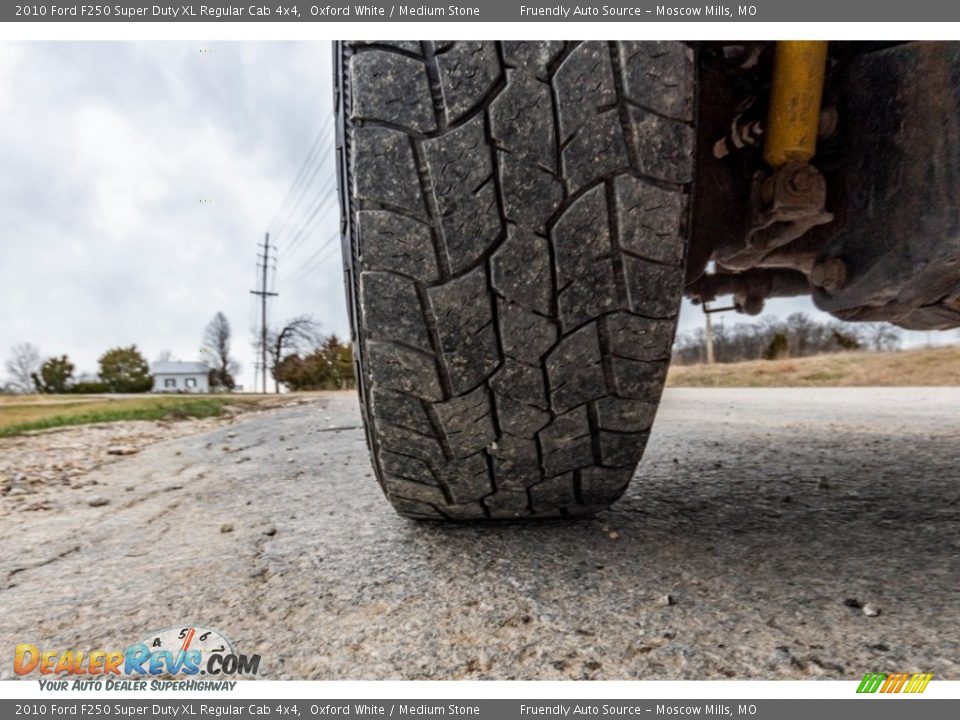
[267,134,321,231]
[276,175,339,261]
[267,115,333,235]
[281,245,341,293]
[272,130,337,248]
[278,231,340,291]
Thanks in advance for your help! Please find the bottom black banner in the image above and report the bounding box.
[3,700,958,720]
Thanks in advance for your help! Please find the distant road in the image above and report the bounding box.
[2,389,958,680]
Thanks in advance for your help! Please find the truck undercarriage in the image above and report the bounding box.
[687,41,960,330]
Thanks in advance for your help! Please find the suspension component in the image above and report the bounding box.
[687,268,812,316]
[764,41,829,168]
[716,41,834,274]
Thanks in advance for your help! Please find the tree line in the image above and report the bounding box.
[673,313,903,365]
[2,311,355,394]
[3,344,155,394]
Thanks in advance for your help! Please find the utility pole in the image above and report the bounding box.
[704,303,715,365]
[250,233,278,393]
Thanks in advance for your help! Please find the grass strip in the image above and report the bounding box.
[0,398,230,438]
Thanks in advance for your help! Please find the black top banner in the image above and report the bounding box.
[5,0,960,22]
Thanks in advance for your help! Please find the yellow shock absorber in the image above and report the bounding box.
[764,41,829,168]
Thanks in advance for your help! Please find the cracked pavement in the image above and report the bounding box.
[1,388,958,680]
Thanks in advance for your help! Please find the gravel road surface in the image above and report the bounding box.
[2,388,958,680]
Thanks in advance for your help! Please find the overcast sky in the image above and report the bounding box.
[0,41,344,391]
[0,41,951,393]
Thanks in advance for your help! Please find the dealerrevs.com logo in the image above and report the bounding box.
[14,626,260,691]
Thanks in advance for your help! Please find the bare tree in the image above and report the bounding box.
[268,316,322,393]
[859,323,902,353]
[155,350,174,362]
[786,312,817,357]
[673,314,867,365]
[4,343,41,393]
[203,312,240,391]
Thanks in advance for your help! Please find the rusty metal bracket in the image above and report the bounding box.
[715,162,834,271]
[747,162,834,251]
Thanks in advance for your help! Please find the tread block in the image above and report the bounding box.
[554,41,616,143]
[434,385,497,458]
[491,226,553,314]
[614,175,687,266]
[365,341,443,401]
[610,357,668,399]
[491,434,541,491]
[594,396,657,433]
[438,452,493,504]
[427,266,500,393]
[606,313,675,361]
[552,185,612,288]
[437,180,503,273]
[375,423,445,466]
[383,475,447,505]
[529,473,577,511]
[558,260,620,332]
[423,114,492,216]
[561,110,630,194]
[538,405,593,477]
[490,358,548,410]
[350,51,436,133]
[436,41,502,123]
[359,271,431,350]
[598,431,648,467]
[502,41,565,76]
[498,154,563,234]
[546,323,607,413]
[628,106,694,184]
[388,496,444,520]
[485,490,531,519]
[441,501,489,520]
[618,41,695,122]
[497,299,558,364]
[623,256,685,318]
[370,387,434,435]
[493,393,551,438]
[490,73,556,169]
[379,448,437,481]
[353,127,424,214]
[579,466,633,506]
[423,116,503,271]
[358,211,439,281]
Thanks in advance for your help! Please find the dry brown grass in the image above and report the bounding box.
[0,393,286,434]
[667,346,960,387]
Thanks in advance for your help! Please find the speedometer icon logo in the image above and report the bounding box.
[140,626,234,672]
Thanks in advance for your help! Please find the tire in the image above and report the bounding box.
[335,41,695,521]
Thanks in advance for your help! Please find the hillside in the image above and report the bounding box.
[666,346,960,387]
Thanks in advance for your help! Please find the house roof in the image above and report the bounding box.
[151,361,209,375]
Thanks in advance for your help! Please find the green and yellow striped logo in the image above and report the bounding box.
[857,672,933,694]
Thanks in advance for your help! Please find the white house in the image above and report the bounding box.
[151,361,210,393]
